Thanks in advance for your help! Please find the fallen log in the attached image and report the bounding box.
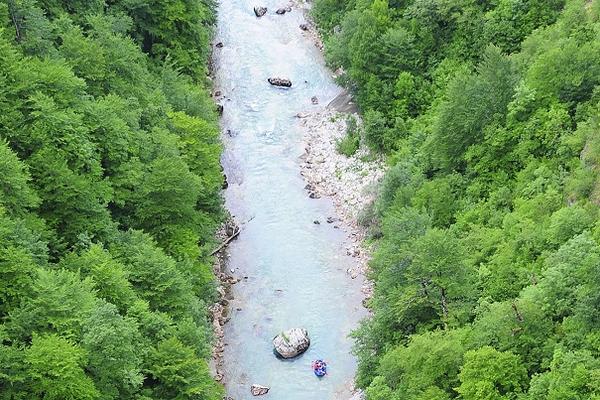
[210,228,241,255]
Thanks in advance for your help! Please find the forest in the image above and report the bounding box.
[314,0,600,398]
[0,0,224,399]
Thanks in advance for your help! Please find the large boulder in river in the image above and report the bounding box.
[268,77,292,87]
[272,328,310,358]
[254,6,267,17]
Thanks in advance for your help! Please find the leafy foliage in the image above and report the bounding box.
[0,1,223,398]
[314,0,600,397]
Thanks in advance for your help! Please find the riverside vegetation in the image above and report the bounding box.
[0,1,225,399]
[314,0,600,398]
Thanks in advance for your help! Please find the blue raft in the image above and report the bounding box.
[312,360,327,377]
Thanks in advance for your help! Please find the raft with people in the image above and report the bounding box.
[312,359,327,377]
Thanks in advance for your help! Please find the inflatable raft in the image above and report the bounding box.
[312,360,327,377]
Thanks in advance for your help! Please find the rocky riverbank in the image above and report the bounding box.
[209,219,241,384]
[292,0,386,301]
[298,109,385,300]
[291,0,324,50]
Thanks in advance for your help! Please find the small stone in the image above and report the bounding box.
[222,174,229,190]
[313,220,320,225]
[214,90,222,97]
[225,222,238,237]
[311,96,319,104]
[254,6,267,17]
[268,77,292,87]
[215,42,224,48]
[309,192,320,199]
[251,384,270,396]
[326,216,335,223]
[276,7,286,14]
[299,23,309,31]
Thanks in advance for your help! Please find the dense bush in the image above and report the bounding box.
[0,1,223,398]
[337,115,361,156]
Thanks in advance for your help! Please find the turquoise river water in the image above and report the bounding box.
[214,0,366,398]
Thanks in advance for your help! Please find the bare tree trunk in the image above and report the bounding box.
[8,0,22,42]
[511,302,524,322]
[440,287,449,329]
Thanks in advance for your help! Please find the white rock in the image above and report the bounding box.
[251,384,270,396]
[272,328,310,358]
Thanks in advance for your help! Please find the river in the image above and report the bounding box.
[213,1,366,398]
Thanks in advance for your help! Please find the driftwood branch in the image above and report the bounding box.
[210,228,241,255]
[209,215,254,256]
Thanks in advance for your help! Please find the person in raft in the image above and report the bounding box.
[312,359,327,377]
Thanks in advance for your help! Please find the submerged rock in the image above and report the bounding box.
[254,6,267,17]
[273,327,310,358]
[276,7,287,14]
[268,77,292,87]
[251,384,270,396]
[311,96,319,104]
